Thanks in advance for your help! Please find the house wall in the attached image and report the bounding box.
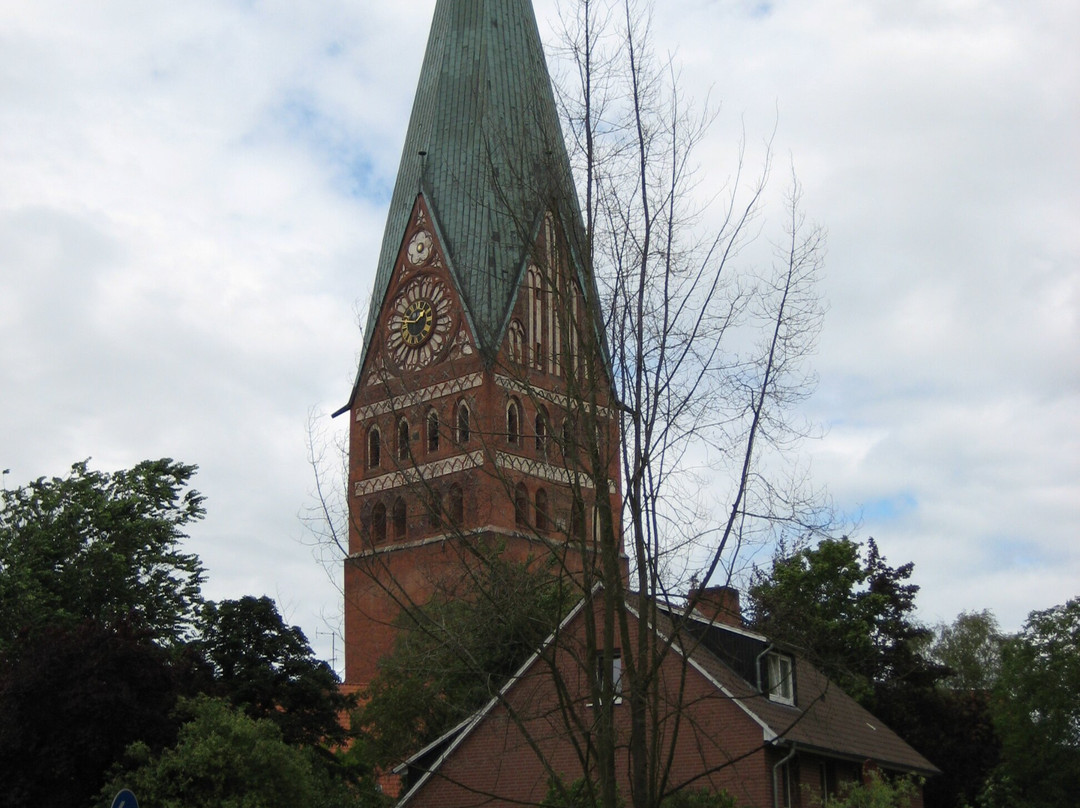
[404,607,782,808]
[782,752,925,808]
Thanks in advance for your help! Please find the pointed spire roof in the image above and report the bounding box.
[361,0,582,360]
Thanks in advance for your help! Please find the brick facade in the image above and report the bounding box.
[343,195,623,689]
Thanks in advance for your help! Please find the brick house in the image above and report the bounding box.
[393,586,938,808]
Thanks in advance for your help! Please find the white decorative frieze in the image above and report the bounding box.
[355,373,483,421]
[494,374,613,418]
[354,450,485,496]
[495,452,617,493]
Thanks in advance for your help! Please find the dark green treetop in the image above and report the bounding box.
[0,458,205,654]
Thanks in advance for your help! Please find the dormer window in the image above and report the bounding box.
[595,651,623,706]
[766,652,794,705]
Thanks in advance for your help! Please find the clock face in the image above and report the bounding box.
[401,299,434,346]
[387,276,453,370]
[407,230,434,266]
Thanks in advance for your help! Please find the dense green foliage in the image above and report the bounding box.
[0,458,205,654]
[747,537,1005,808]
[986,597,1080,808]
[929,610,1003,692]
[0,460,370,808]
[747,537,937,706]
[357,552,572,767]
[97,697,372,808]
[200,595,353,747]
[542,777,618,808]
[808,770,920,808]
[660,788,738,808]
[0,620,197,806]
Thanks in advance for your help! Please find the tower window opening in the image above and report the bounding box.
[427,409,440,453]
[514,483,529,527]
[368,427,381,469]
[398,418,410,461]
[456,402,471,444]
[370,502,387,545]
[535,409,548,453]
[535,488,548,531]
[392,497,407,541]
[428,489,442,529]
[570,497,586,541]
[528,265,544,371]
[448,484,464,525]
[507,398,522,445]
[508,319,525,365]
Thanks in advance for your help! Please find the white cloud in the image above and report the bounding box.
[1,0,1076,673]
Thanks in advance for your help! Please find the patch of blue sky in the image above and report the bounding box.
[983,537,1053,571]
[852,492,918,523]
[273,93,391,204]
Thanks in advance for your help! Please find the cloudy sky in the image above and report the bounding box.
[2,0,1076,671]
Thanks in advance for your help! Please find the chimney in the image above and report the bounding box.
[688,585,742,628]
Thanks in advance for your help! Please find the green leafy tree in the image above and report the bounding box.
[746,538,982,807]
[357,553,571,767]
[660,788,738,808]
[0,620,198,808]
[989,597,1080,808]
[0,458,205,654]
[807,770,920,808]
[97,696,376,808]
[930,610,1003,692]
[200,595,353,747]
[747,537,936,707]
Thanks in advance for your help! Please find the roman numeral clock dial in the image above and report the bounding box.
[386,275,453,370]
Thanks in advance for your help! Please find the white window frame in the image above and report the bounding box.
[592,651,623,707]
[767,652,794,705]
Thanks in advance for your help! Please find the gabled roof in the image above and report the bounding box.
[661,604,940,776]
[361,0,583,365]
[394,593,938,805]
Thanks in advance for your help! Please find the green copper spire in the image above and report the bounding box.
[362,0,582,359]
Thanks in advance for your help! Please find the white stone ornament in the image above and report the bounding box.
[407,230,434,266]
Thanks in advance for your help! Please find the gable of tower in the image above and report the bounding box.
[346,194,479,404]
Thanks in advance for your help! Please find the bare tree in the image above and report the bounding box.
[545,3,827,804]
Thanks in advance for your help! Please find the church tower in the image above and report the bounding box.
[338,0,623,690]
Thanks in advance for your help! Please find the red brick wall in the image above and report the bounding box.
[343,193,624,690]
[404,607,779,808]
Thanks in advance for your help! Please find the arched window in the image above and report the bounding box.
[428,489,442,529]
[397,418,410,461]
[528,264,545,371]
[456,401,471,444]
[561,417,575,457]
[426,409,440,453]
[392,497,407,541]
[535,407,548,454]
[508,319,525,364]
[370,501,386,544]
[570,497,586,541]
[448,484,464,525]
[367,426,381,468]
[506,398,522,445]
[535,488,548,531]
[514,483,529,528]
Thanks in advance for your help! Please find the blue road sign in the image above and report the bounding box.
[110,789,139,808]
